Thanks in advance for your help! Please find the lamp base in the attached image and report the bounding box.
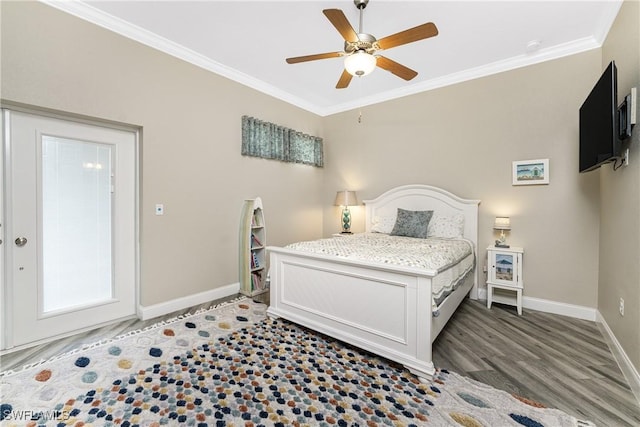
[495,230,509,248]
[341,207,352,235]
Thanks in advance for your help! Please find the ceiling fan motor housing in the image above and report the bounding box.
[344,33,378,54]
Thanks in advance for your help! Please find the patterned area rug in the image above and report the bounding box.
[0,297,594,426]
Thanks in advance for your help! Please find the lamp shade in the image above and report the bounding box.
[344,51,377,77]
[334,190,358,207]
[493,217,511,230]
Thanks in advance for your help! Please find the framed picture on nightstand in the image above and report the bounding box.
[495,254,514,281]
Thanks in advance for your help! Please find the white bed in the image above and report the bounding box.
[266,184,480,381]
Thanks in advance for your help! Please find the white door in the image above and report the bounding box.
[2,110,137,350]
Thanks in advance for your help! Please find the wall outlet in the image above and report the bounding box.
[623,148,630,166]
[619,297,625,316]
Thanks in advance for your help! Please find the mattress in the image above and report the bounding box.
[285,233,475,314]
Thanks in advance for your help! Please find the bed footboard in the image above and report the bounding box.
[267,247,438,380]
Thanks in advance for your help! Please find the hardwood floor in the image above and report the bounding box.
[433,299,640,427]
[2,293,639,426]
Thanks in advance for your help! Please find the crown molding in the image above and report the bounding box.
[592,0,624,45]
[41,1,614,118]
[322,36,602,116]
[40,0,325,115]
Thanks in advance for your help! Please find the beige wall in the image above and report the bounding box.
[600,0,640,373]
[0,1,325,306]
[323,52,602,308]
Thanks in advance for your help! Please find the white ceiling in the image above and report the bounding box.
[45,1,622,116]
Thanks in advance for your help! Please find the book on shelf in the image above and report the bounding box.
[251,251,260,269]
[251,233,263,248]
[251,271,263,290]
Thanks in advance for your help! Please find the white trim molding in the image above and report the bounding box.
[40,0,621,117]
[596,311,640,405]
[39,0,321,115]
[137,282,240,321]
[521,296,597,321]
[478,289,597,321]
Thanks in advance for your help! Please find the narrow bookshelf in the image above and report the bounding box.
[239,197,267,296]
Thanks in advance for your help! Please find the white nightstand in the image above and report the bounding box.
[486,246,524,315]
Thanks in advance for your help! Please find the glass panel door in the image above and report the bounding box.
[2,110,137,350]
[41,136,114,314]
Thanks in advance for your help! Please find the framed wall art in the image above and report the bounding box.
[512,159,549,185]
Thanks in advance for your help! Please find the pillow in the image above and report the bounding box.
[370,215,396,234]
[427,212,465,239]
[390,208,433,239]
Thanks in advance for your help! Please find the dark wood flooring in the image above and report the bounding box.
[2,293,639,426]
[433,299,640,427]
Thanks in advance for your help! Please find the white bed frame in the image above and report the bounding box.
[267,184,480,381]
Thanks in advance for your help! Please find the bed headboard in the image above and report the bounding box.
[363,184,481,251]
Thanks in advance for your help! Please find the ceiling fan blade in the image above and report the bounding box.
[286,52,343,64]
[377,22,438,50]
[376,56,418,81]
[323,9,358,42]
[336,69,353,89]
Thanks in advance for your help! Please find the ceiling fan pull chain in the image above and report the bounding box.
[358,77,364,124]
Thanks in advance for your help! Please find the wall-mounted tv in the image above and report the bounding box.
[579,61,620,173]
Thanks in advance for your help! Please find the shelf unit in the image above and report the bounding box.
[239,197,267,296]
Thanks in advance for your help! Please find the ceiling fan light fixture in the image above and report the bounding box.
[286,3,438,89]
[344,51,376,77]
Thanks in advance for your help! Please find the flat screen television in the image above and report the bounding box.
[579,61,620,173]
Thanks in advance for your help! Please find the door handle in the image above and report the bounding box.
[15,237,27,247]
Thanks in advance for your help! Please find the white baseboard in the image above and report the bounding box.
[522,296,597,321]
[476,289,597,321]
[137,282,240,320]
[596,311,640,405]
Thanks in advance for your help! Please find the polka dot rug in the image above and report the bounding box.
[1,297,595,426]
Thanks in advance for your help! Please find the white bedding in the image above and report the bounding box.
[285,233,475,313]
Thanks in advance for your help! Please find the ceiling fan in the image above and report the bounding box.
[286,0,438,89]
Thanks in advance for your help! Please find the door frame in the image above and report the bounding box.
[0,111,5,351]
[1,102,141,352]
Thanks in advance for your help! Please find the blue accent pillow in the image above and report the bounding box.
[390,208,433,239]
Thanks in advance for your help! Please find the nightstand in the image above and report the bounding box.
[486,246,524,315]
